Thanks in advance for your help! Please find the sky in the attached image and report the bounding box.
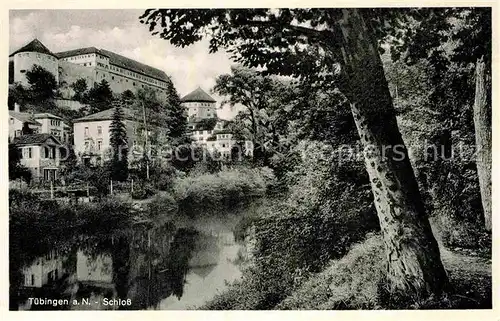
[9,9,241,119]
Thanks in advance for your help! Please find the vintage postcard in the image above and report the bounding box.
[2,1,497,320]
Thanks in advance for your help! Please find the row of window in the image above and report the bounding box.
[50,119,61,126]
[195,130,214,135]
[109,65,163,86]
[84,126,102,136]
[186,102,213,107]
[65,53,107,61]
[96,71,164,92]
[19,146,56,159]
[84,139,103,151]
[16,52,57,61]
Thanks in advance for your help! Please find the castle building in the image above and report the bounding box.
[181,87,217,120]
[181,87,253,158]
[9,39,171,99]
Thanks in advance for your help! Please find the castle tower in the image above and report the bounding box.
[9,39,59,86]
[180,87,217,120]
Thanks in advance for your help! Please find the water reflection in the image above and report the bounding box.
[14,220,244,310]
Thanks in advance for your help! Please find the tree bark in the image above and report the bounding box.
[473,57,492,231]
[336,9,448,300]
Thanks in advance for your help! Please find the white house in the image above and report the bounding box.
[73,107,138,166]
[12,133,63,181]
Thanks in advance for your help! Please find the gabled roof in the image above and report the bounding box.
[55,47,105,59]
[9,111,42,126]
[101,49,170,82]
[34,113,63,120]
[181,87,216,103]
[74,107,138,123]
[55,47,170,82]
[9,39,57,58]
[12,133,62,146]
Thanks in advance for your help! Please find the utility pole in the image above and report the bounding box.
[142,101,150,180]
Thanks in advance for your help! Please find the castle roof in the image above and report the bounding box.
[9,39,57,58]
[56,47,170,82]
[12,133,62,146]
[74,107,138,123]
[56,47,104,59]
[181,87,216,103]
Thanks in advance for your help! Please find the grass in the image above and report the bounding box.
[276,229,491,310]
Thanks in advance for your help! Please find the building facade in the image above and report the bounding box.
[9,39,171,100]
[181,88,253,158]
[12,133,62,181]
[8,110,42,140]
[181,87,217,120]
[73,107,138,165]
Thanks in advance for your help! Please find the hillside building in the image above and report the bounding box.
[9,39,171,100]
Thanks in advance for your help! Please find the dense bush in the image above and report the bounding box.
[172,167,274,217]
[146,193,178,221]
[203,141,378,309]
[131,182,155,200]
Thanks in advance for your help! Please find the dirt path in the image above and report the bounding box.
[430,220,491,308]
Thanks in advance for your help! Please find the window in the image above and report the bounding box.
[112,76,114,80]
[44,146,55,159]
[24,147,32,159]
[97,140,102,151]
[20,69,26,73]
[31,274,35,286]
[84,127,89,137]
[97,126,102,135]
[15,130,21,137]
[10,118,14,124]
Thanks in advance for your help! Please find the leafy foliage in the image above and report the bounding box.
[109,105,129,181]
[25,64,57,100]
[71,78,88,102]
[84,80,114,114]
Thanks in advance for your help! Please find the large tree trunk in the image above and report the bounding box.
[473,57,492,231]
[336,9,448,300]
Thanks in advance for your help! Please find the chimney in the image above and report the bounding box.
[14,103,20,113]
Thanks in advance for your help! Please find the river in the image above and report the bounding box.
[12,215,247,310]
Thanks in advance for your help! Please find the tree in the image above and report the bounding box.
[213,66,291,164]
[85,80,114,114]
[164,80,189,140]
[25,64,57,101]
[21,123,33,135]
[71,78,88,102]
[387,8,491,231]
[473,57,491,230]
[59,145,78,183]
[140,8,449,299]
[121,89,135,103]
[109,104,129,181]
